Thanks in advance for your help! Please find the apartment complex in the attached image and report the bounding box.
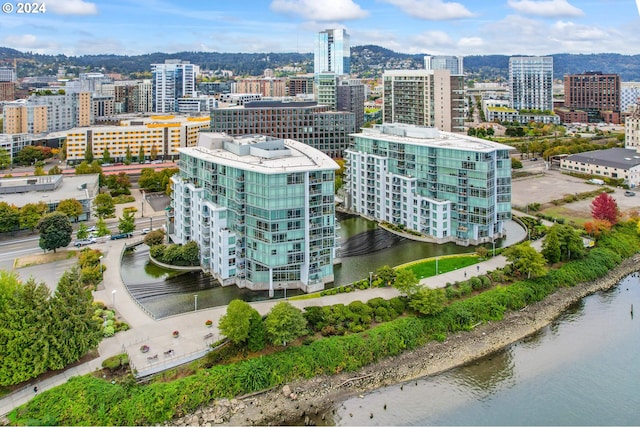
[625,105,640,149]
[3,92,91,134]
[382,69,465,133]
[317,73,365,130]
[287,75,315,96]
[151,60,198,113]
[63,115,210,163]
[314,29,350,75]
[563,72,621,123]
[169,132,339,293]
[236,77,287,97]
[344,123,513,245]
[424,55,464,75]
[509,56,553,111]
[621,82,640,113]
[209,100,356,158]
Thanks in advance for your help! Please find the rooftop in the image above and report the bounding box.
[353,124,514,153]
[180,133,339,173]
[564,148,640,170]
[0,174,99,206]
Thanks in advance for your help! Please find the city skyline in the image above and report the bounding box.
[0,0,639,57]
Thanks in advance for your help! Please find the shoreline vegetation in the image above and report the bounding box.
[6,222,640,426]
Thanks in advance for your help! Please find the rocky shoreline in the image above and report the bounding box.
[171,255,640,426]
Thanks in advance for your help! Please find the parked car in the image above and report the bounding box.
[624,190,636,197]
[110,233,132,240]
[88,226,97,232]
[141,228,151,234]
[530,157,538,161]
[74,237,97,247]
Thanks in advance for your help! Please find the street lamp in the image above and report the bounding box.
[194,294,198,311]
[112,290,116,309]
[141,191,145,218]
[99,256,103,281]
[369,271,373,289]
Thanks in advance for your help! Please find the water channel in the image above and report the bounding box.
[330,272,640,426]
[120,214,526,318]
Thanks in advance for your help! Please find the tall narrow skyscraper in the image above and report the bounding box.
[509,56,553,111]
[151,60,198,113]
[314,29,350,75]
[424,55,464,75]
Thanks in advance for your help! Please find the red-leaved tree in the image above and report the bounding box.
[590,192,619,224]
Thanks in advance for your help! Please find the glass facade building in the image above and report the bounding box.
[169,133,339,293]
[509,56,553,111]
[314,29,350,75]
[345,124,513,245]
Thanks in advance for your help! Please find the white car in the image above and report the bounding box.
[141,228,151,234]
[74,237,97,247]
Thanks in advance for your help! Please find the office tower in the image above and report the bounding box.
[151,60,198,113]
[345,123,513,245]
[509,56,553,111]
[209,100,356,158]
[382,69,465,133]
[314,29,350,75]
[564,71,621,123]
[169,132,339,293]
[424,55,464,75]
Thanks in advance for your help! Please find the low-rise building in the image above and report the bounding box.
[560,148,640,188]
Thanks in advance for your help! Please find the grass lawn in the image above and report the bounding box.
[14,250,78,269]
[399,254,480,280]
[540,205,591,227]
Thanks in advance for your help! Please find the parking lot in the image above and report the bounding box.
[512,169,640,214]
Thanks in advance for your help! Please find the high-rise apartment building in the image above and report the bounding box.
[209,100,356,158]
[626,105,640,150]
[236,77,287,97]
[564,71,621,123]
[424,55,464,75]
[317,73,365,130]
[151,60,198,113]
[169,132,339,293]
[314,29,350,75]
[287,75,314,96]
[621,82,640,113]
[345,123,513,245]
[509,56,553,111]
[382,69,465,133]
[0,67,16,83]
[0,82,16,101]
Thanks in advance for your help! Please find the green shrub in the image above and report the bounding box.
[101,353,129,370]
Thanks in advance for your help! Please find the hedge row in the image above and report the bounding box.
[10,222,640,426]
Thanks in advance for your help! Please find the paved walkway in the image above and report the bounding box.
[0,229,542,417]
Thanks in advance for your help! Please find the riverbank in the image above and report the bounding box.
[170,254,640,426]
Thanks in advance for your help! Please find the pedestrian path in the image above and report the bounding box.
[0,236,539,418]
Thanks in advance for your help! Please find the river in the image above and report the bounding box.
[331,272,640,426]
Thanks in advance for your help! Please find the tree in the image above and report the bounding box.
[14,146,48,166]
[48,164,62,175]
[124,145,133,165]
[76,223,89,240]
[36,212,72,252]
[138,146,145,163]
[0,201,20,233]
[102,148,112,164]
[591,192,619,224]
[511,158,523,169]
[376,265,396,287]
[94,193,115,218]
[95,217,111,237]
[48,267,102,370]
[556,224,585,260]
[180,240,200,266]
[19,202,48,231]
[218,300,258,345]
[57,198,84,222]
[476,246,489,259]
[584,219,613,238]
[118,210,135,234]
[84,140,94,163]
[503,241,547,279]
[34,164,46,176]
[106,172,131,196]
[408,287,447,316]
[264,302,307,347]
[0,148,10,169]
[143,229,165,246]
[150,144,158,161]
[393,268,419,296]
[541,226,562,264]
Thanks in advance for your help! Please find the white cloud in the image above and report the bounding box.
[46,0,98,15]
[380,0,474,20]
[270,0,369,21]
[1,34,58,52]
[457,37,484,48]
[507,0,583,18]
[551,21,607,41]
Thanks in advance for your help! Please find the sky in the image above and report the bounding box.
[1,0,639,57]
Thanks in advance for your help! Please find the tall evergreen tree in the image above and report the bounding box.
[36,212,73,252]
[48,268,101,370]
[542,227,562,264]
[124,145,133,165]
[84,141,94,163]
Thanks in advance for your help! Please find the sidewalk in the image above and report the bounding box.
[0,237,533,418]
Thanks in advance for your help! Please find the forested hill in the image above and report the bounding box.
[2,45,640,81]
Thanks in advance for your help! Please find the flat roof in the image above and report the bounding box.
[352,124,514,153]
[179,133,339,174]
[564,148,640,170]
[0,174,99,206]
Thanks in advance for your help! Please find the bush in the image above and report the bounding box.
[101,353,129,370]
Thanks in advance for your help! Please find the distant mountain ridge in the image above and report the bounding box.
[2,45,640,81]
